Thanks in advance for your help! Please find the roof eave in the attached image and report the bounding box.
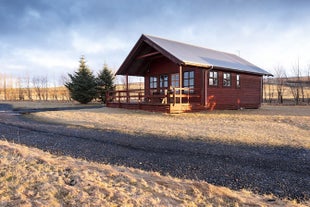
[212,66,273,76]
[182,61,213,69]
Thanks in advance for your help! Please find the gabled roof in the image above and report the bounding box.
[116,34,272,76]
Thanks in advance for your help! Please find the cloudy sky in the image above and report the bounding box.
[1,0,310,81]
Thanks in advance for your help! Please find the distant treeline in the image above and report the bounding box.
[1,72,310,104]
[0,73,144,101]
[263,76,310,105]
[0,73,71,101]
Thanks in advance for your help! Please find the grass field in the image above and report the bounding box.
[30,104,310,149]
[0,140,307,207]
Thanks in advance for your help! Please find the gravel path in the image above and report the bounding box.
[0,103,309,201]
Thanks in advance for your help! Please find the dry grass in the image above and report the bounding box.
[1,140,307,207]
[32,104,310,149]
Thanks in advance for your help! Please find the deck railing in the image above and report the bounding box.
[106,87,200,105]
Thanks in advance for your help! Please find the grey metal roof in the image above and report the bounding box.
[145,34,272,76]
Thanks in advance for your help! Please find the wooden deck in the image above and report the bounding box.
[106,102,206,113]
[106,87,205,113]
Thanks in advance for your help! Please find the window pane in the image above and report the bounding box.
[171,73,179,87]
[159,75,168,88]
[210,72,213,78]
[190,71,194,78]
[184,79,188,86]
[183,72,187,79]
[223,73,231,87]
[183,71,194,92]
[190,79,194,86]
[209,71,218,86]
[236,74,240,88]
[209,79,213,85]
[150,76,157,88]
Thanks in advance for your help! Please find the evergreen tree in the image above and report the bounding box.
[65,56,97,104]
[96,64,115,103]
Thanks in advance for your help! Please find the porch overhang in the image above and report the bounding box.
[116,34,183,76]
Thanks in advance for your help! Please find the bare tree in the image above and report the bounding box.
[307,64,310,104]
[3,74,14,100]
[273,65,286,104]
[286,60,305,104]
[3,74,7,100]
[51,78,59,100]
[16,76,25,100]
[25,75,33,100]
[59,74,71,101]
[263,77,274,103]
[32,77,41,100]
[0,73,3,100]
[41,76,49,100]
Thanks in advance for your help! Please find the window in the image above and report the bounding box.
[236,74,240,88]
[209,71,218,86]
[223,72,231,87]
[150,76,157,89]
[159,75,168,88]
[171,73,179,88]
[183,71,194,93]
[159,75,168,93]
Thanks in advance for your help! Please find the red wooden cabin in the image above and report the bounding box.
[107,34,272,113]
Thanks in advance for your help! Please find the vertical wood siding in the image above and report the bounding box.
[207,71,262,109]
[142,57,263,110]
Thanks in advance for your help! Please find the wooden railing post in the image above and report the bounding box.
[179,65,183,104]
[173,87,176,106]
[118,91,120,104]
[126,74,129,103]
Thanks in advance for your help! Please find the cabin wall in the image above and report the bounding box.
[207,71,262,109]
[143,57,263,110]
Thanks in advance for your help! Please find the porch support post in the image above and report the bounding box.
[126,74,129,103]
[179,65,183,104]
[201,69,205,106]
[204,69,208,106]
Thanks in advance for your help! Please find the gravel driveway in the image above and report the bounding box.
[0,104,309,201]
